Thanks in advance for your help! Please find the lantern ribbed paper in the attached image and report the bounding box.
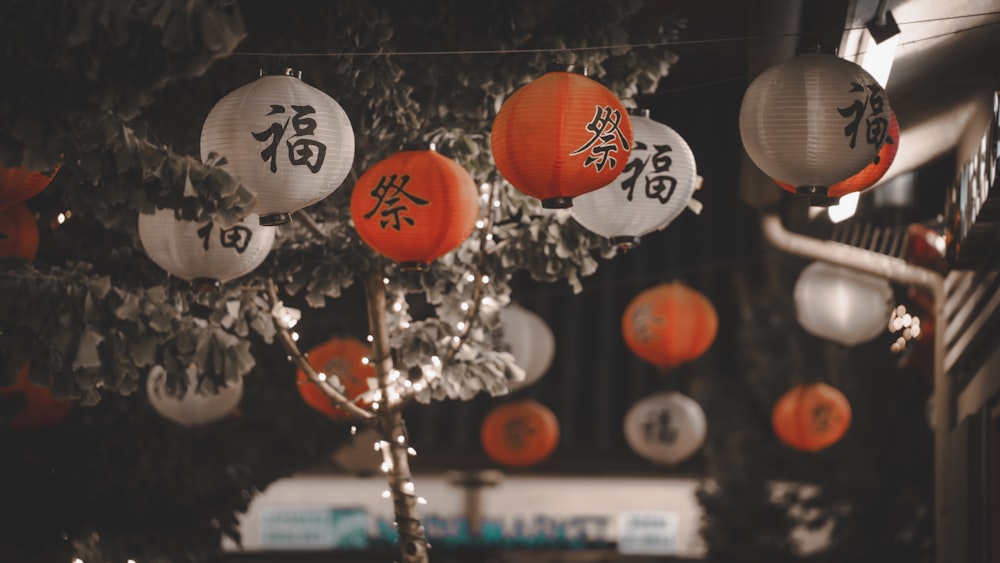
[793,261,893,346]
[623,391,707,466]
[147,366,243,427]
[772,382,851,452]
[622,282,718,370]
[201,71,355,226]
[0,164,58,210]
[500,304,555,391]
[491,64,633,208]
[571,109,697,248]
[0,203,40,261]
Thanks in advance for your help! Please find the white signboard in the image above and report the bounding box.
[259,506,368,549]
[617,509,679,555]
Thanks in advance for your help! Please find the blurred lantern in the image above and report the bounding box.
[147,365,243,427]
[0,363,72,430]
[772,382,851,452]
[480,399,559,468]
[297,337,375,421]
[740,52,892,203]
[331,427,384,476]
[350,149,479,271]
[794,261,893,346]
[622,282,718,370]
[0,203,40,261]
[572,109,698,249]
[200,69,355,226]
[138,208,275,289]
[500,303,555,391]
[0,164,58,210]
[623,391,707,466]
[491,63,633,208]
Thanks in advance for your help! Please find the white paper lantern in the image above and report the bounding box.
[571,109,698,249]
[139,208,275,287]
[623,391,707,466]
[201,70,355,226]
[794,261,894,346]
[500,303,556,391]
[739,52,891,200]
[147,365,243,427]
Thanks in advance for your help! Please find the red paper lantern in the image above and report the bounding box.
[0,363,72,430]
[480,399,559,468]
[491,64,633,208]
[622,282,718,370]
[0,203,40,261]
[297,337,375,420]
[0,164,58,210]
[350,149,479,270]
[771,382,852,452]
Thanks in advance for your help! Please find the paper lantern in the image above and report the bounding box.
[138,208,275,288]
[0,203,39,261]
[623,391,707,465]
[0,363,72,430]
[0,164,58,210]
[201,70,355,226]
[571,109,698,248]
[147,366,243,427]
[297,337,375,421]
[350,149,479,270]
[622,282,718,370]
[480,399,559,468]
[794,261,893,346]
[500,303,556,391]
[772,382,851,452]
[740,52,892,200]
[491,63,633,208]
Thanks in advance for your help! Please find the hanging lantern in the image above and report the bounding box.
[480,399,559,468]
[772,382,851,452]
[0,363,72,430]
[0,203,39,261]
[350,149,479,271]
[147,366,243,427]
[200,69,355,226]
[491,63,633,208]
[500,303,556,391]
[623,391,707,466]
[297,337,375,421]
[794,261,893,346]
[571,109,698,248]
[622,282,718,370]
[740,52,892,202]
[138,208,275,289]
[0,164,58,210]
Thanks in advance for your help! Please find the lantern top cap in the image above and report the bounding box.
[258,67,303,80]
[627,108,651,118]
[795,44,838,56]
[545,62,588,76]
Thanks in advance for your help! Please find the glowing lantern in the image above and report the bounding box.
[500,303,555,391]
[0,164,58,210]
[138,208,275,288]
[491,63,633,208]
[623,391,707,465]
[0,363,72,430]
[350,149,479,271]
[794,261,893,346]
[740,52,892,201]
[622,282,718,370]
[297,337,375,421]
[147,366,243,427]
[480,399,559,468]
[0,203,39,261]
[572,109,698,248]
[772,382,851,452]
[200,69,355,226]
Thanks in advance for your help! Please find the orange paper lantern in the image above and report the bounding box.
[622,282,718,370]
[0,164,58,210]
[0,203,40,261]
[491,64,633,208]
[350,150,479,271]
[480,399,559,468]
[0,363,72,430]
[297,338,375,420]
[771,382,852,452]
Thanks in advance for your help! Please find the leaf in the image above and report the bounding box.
[73,326,105,370]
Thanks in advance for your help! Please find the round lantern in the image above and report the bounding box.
[0,363,72,430]
[297,337,375,421]
[0,203,40,261]
[0,164,58,210]
[350,149,479,271]
[200,69,355,226]
[491,63,633,208]
[622,282,718,370]
[500,303,556,391]
[147,366,243,427]
[571,109,698,248]
[740,52,892,200]
[623,391,707,465]
[794,261,893,346]
[138,208,275,288]
[772,382,851,452]
[480,399,559,468]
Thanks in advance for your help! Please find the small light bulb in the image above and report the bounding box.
[383,277,391,285]
[465,273,476,283]
[481,275,490,284]
[476,220,486,229]
[367,335,374,342]
[407,447,417,456]
[457,321,467,331]
[317,372,327,382]
[362,357,370,365]
[460,302,470,312]
[417,497,428,504]
[382,490,392,498]
[291,331,300,341]
[57,212,67,224]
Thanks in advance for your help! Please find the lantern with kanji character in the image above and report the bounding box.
[147,366,243,427]
[0,203,39,261]
[200,69,355,226]
[480,399,559,468]
[622,282,718,371]
[0,164,58,210]
[572,109,698,248]
[0,363,73,430]
[491,63,633,208]
[350,149,479,271]
[500,303,556,391]
[297,337,375,421]
[623,391,707,466]
[794,261,893,346]
[772,382,851,452]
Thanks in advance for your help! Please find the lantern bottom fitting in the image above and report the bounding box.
[541,197,573,209]
[611,236,641,251]
[190,277,222,292]
[259,212,292,226]
[398,261,430,272]
[794,186,840,207]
